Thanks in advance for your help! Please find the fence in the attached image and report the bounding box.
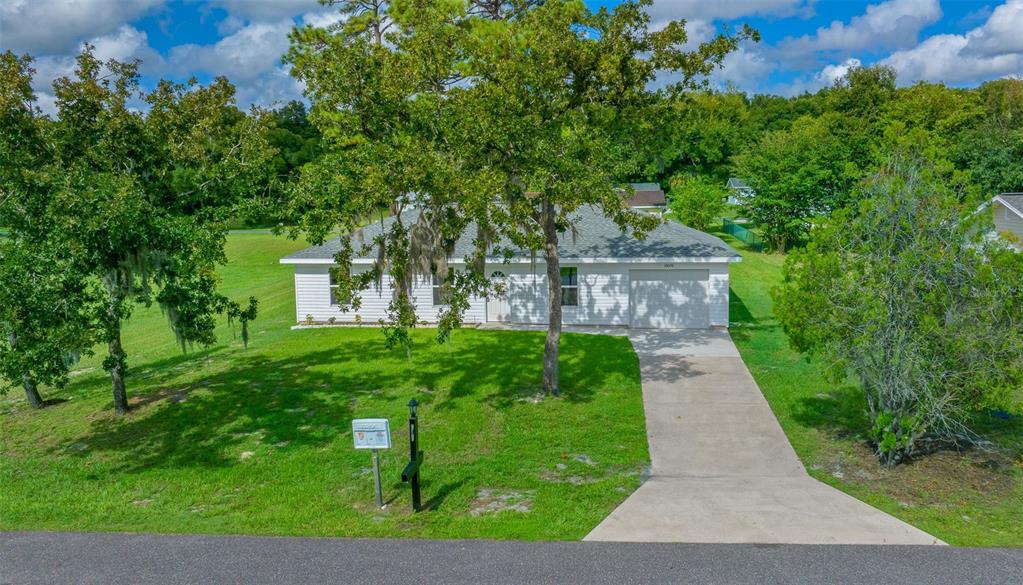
[722,218,765,252]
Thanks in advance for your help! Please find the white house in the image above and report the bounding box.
[993,193,1023,249]
[280,206,741,329]
[726,177,754,205]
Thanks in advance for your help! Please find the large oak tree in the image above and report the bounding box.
[0,48,271,414]
[287,0,754,394]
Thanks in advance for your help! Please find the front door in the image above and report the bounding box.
[487,271,511,322]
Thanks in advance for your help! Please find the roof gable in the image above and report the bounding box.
[995,194,1023,218]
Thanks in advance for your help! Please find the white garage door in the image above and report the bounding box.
[629,269,710,329]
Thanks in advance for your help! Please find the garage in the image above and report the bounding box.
[629,269,710,329]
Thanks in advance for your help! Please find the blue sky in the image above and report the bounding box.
[2,0,1021,114]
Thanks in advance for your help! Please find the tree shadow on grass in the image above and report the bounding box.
[430,330,638,410]
[57,350,366,472]
[791,383,869,440]
[56,329,640,472]
[726,289,762,346]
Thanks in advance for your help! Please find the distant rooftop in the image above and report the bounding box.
[626,183,666,208]
[727,178,751,190]
[996,194,1023,216]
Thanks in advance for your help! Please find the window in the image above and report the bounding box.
[432,273,452,306]
[560,267,578,306]
[329,268,341,305]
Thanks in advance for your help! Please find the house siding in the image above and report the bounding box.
[294,261,731,328]
[994,200,1023,244]
[293,265,486,324]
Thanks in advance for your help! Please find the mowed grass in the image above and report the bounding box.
[722,232,1023,547]
[0,233,648,539]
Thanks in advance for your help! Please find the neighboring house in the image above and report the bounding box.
[992,193,1023,249]
[280,206,741,329]
[625,182,667,215]
[726,177,754,205]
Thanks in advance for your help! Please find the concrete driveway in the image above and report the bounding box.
[584,329,942,545]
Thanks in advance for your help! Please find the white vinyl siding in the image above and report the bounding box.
[994,201,1023,243]
[499,262,729,327]
[293,265,486,324]
[292,261,730,328]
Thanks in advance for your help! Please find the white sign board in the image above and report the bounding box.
[352,418,391,450]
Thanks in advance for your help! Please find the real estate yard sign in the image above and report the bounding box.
[353,418,391,508]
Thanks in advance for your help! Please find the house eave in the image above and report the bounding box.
[280,255,741,266]
[994,195,1023,219]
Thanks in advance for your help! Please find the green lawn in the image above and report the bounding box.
[722,232,1023,547]
[0,232,648,539]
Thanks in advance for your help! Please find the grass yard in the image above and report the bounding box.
[0,232,648,540]
[721,232,1023,547]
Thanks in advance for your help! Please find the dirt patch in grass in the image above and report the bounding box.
[813,442,1018,507]
[468,489,534,516]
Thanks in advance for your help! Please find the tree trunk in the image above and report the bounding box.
[109,332,128,415]
[542,198,561,396]
[106,290,129,415]
[22,374,43,409]
[7,333,43,408]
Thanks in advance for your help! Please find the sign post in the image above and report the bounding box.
[352,418,391,508]
[400,399,424,512]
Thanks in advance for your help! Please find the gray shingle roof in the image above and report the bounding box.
[282,205,739,262]
[998,194,1023,216]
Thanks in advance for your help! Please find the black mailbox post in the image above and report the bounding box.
[400,399,424,512]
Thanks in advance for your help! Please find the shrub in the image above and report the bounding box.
[773,159,1023,465]
[667,175,726,232]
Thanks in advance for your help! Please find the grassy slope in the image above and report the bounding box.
[1,233,648,540]
[723,233,1023,547]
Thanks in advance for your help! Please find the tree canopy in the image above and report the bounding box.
[0,47,272,414]
[285,0,755,393]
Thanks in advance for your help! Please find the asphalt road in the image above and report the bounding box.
[2,532,1021,585]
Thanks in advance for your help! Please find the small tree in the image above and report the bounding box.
[0,240,96,408]
[773,159,1023,465]
[667,175,726,231]
[733,113,855,252]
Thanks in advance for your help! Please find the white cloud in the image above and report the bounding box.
[168,18,294,83]
[712,45,775,90]
[961,0,1023,57]
[817,57,862,85]
[0,0,163,55]
[780,0,941,55]
[646,0,813,23]
[881,0,1023,84]
[166,18,306,108]
[208,0,325,22]
[231,65,305,109]
[300,9,347,30]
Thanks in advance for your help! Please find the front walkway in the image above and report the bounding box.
[583,329,942,545]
